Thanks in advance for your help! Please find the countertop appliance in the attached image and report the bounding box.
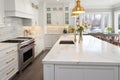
[1,37,35,73]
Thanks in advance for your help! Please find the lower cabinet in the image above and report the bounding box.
[0,45,18,80]
[34,37,44,57]
[43,64,54,80]
[43,64,119,80]
[0,62,18,80]
[55,65,118,80]
[119,67,120,80]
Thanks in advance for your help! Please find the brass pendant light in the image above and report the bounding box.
[71,13,80,17]
[72,0,85,13]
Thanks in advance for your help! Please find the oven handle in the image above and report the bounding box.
[20,42,35,49]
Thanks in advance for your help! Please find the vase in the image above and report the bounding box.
[78,32,83,43]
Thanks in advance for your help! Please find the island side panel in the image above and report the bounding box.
[119,66,120,80]
[43,64,55,80]
[55,65,119,80]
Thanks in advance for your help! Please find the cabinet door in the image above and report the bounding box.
[34,38,44,57]
[84,66,118,80]
[65,13,69,25]
[55,65,84,80]
[55,65,118,80]
[32,9,39,25]
[15,0,25,13]
[47,13,51,25]
[51,11,64,26]
[44,64,54,80]
[24,0,33,14]
[0,0,5,25]
[119,66,120,80]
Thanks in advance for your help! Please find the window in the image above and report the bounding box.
[78,13,110,33]
[118,14,120,29]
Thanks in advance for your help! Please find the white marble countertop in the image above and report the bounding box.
[42,35,120,65]
[0,43,18,51]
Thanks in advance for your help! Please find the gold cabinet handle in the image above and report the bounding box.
[6,50,16,54]
[6,58,15,64]
[6,68,15,75]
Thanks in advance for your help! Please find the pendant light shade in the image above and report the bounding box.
[72,0,85,13]
[71,13,80,17]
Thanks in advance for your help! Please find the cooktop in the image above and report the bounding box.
[16,37,32,39]
[1,40,25,43]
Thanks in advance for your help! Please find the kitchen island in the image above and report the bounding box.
[42,35,120,80]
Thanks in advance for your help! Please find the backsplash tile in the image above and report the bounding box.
[0,17,24,41]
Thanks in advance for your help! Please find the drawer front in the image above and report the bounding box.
[0,53,18,71]
[0,62,18,80]
[0,46,17,59]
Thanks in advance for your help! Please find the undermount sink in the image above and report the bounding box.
[59,40,74,44]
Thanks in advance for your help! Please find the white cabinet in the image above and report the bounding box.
[0,44,18,80]
[0,0,5,25]
[46,5,70,26]
[51,11,64,26]
[32,8,39,26]
[55,65,118,80]
[34,37,44,57]
[43,64,54,80]
[44,64,119,80]
[119,66,120,80]
[5,0,33,18]
[31,0,39,26]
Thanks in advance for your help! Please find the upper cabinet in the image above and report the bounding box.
[46,5,70,26]
[31,0,39,26]
[5,0,33,19]
[0,0,5,25]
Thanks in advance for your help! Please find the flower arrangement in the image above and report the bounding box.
[76,25,84,42]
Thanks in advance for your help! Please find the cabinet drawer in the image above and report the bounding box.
[0,46,17,58]
[0,62,18,80]
[0,53,18,71]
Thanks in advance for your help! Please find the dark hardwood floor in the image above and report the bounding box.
[11,50,49,80]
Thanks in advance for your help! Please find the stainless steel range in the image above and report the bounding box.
[1,37,35,73]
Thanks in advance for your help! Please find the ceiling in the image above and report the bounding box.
[38,0,120,9]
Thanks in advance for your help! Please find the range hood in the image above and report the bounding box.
[5,0,34,19]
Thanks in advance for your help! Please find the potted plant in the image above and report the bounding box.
[105,27,113,33]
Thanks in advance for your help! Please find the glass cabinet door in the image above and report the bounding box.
[47,13,51,24]
[65,13,69,24]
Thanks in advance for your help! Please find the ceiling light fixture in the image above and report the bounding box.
[72,0,85,14]
[71,13,80,17]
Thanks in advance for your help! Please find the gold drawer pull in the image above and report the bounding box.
[6,58,15,64]
[6,68,15,75]
[6,50,16,54]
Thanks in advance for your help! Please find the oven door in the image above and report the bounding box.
[19,44,34,70]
